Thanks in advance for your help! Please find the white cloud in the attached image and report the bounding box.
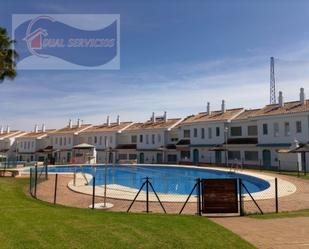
[1,41,309,131]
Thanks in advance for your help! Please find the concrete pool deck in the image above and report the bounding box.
[65,165,296,202]
[28,165,309,214]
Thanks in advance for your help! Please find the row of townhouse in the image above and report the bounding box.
[1,88,308,170]
[177,88,309,170]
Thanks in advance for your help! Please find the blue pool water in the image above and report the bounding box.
[43,165,270,195]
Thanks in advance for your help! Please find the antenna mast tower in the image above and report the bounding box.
[270,57,276,104]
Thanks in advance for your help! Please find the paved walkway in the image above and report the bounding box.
[211,216,309,249]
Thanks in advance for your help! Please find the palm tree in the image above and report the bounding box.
[0,27,18,82]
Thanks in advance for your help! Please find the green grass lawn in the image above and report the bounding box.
[0,178,254,249]
[250,209,309,219]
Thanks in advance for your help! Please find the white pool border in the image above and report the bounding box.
[48,163,298,203]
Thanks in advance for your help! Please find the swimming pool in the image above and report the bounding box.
[44,165,270,195]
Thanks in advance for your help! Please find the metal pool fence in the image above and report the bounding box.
[28,165,306,216]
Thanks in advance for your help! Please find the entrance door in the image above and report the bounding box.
[156,153,163,163]
[215,151,222,164]
[193,149,199,164]
[67,152,71,163]
[301,152,306,172]
[139,152,144,164]
[262,150,271,167]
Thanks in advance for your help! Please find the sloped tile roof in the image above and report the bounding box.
[127,118,182,131]
[51,124,92,135]
[181,108,244,124]
[80,122,133,133]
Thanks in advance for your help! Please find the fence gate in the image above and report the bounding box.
[201,178,239,214]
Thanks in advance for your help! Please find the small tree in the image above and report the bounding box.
[0,27,18,82]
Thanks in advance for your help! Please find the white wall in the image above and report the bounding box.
[257,113,309,144]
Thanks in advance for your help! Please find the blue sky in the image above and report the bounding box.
[1,0,309,130]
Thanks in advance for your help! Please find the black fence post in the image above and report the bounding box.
[297,162,300,177]
[54,173,58,204]
[34,165,38,198]
[196,178,201,216]
[45,161,48,180]
[259,159,262,171]
[278,160,281,173]
[29,168,32,196]
[275,178,278,213]
[239,178,244,216]
[92,176,96,209]
[146,177,149,213]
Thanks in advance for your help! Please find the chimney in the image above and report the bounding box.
[300,87,306,105]
[77,118,81,128]
[34,124,39,133]
[207,102,211,115]
[6,125,10,133]
[221,100,226,113]
[116,115,120,125]
[68,119,72,128]
[278,91,284,107]
[42,123,46,132]
[152,112,156,123]
[106,116,110,126]
[0,126,3,134]
[163,111,167,122]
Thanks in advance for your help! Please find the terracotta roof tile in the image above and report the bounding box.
[18,129,56,139]
[51,124,92,135]
[234,100,309,120]
[0,131,24,139]
[181,108,244,124]
[80,122,133,133]
[127,118,182,131]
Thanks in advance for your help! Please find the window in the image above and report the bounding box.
[201,128,205,139]
[193,128,198,137]
[230,127,242,136]
[183,129,190,138]
[129,154,137,160]
[244,151,259,161]
[263,124,268,135]
[64,137,66,145]
[157,134,161,143]
[59,137,63,146]
[104,136,107,146]
[208,127,212,139]
[55,137,58,145]
[296,121,302,133]
[88,137,92,144]
[68,137,71,145]
[273,123,279,137]
[131,135,137,143]
[94,136,97,144]
[248,126,258,136]
[139,134,143,143]
[180,151,190,159]
[284,122,290,136]
[118,154,127,160]
[110,136,113,144]
[152,134,155,144]
[167,154,177,162]
[228,151,241,160]
[146,134,149,144]
[216,127,220,137]
[31,141,34,148]
[99,136,102,145]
